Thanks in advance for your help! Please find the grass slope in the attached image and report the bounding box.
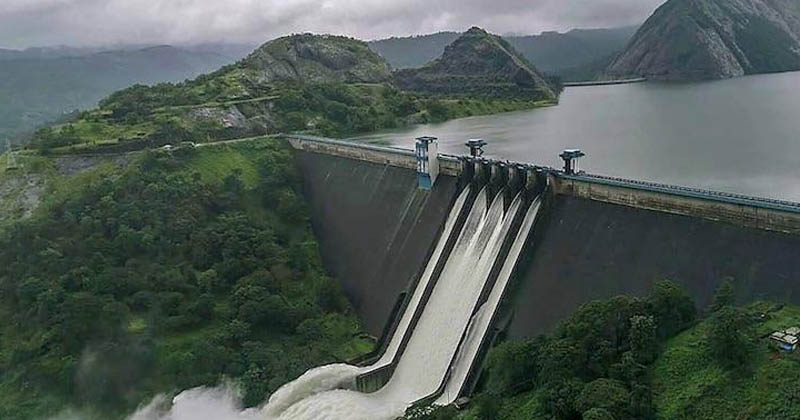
[653,302,800,420]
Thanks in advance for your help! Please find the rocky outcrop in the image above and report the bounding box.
[240,34,393,84]
[393,27,557,100]
[606,0,800,80]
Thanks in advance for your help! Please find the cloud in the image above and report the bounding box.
[0,0,665,48]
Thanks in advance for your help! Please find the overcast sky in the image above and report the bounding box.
[0,0,665,49]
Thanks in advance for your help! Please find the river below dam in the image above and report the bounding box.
[351,71,800,202]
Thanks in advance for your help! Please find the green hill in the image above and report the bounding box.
[393,28,558,100]
[26,32,557,154]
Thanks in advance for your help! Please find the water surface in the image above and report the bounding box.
[352,72,800,201]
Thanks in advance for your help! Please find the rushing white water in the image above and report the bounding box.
[374,185,472,368]
[435,195,542,405]
[374,188,520,403]
[130,186,534,420]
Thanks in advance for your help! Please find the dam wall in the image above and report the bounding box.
[555,174,800,235]
[507,193,800,337]
[292,147,459,336]
[286,133,800,342]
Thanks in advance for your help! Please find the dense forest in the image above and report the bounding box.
[0,140,372,419]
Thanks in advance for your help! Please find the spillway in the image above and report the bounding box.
[261,183,540,420]
[435,195,543,405]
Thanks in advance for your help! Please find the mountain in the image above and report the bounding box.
[368,26,638,79]
[505,26,639,73]
[392,27,557,100]
[238,33,392,84]
[606,0,800,80]
[369,32,462,69]
[0,45,250,140]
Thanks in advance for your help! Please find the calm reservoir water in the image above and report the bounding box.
[351,71,800,202]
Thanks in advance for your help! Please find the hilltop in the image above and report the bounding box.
[393,27,558,100]
[606,0,800,80]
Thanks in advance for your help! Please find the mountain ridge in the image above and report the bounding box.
[606,0,800,80]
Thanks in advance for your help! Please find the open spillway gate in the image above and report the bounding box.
[351,157,548,407]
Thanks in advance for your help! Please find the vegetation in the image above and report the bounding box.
[0,139,372,419]
[409,281,800,420]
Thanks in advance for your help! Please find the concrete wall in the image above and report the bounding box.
[507,194,800,337]
[293,149,458,335]
[555,175,800,235]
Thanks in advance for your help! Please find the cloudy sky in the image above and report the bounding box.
[0,0,665,49]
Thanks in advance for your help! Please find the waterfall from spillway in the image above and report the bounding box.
[435,195,543,405]
[131,185,535,420]
[257,185,524,420]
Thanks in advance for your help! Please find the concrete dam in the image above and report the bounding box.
[261,134,800,419]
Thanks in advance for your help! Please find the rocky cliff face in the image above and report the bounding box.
[606,0,800,80]
[393,27,557,100]
[240,33,392,84]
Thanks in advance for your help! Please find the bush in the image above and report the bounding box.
[648,280,696,338]
[708,306,754,368]
[576,378,630,418]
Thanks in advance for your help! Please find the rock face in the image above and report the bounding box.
[606,0,800,80]
[240,34,392,84]
[393,27,557,100]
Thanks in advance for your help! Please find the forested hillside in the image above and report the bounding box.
[26,32,556,154]
[0,140,372,419]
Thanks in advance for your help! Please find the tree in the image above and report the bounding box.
[628,383,656,420]
[630,315,657,364]
[708,306,754,369]
[648,281,696,338]
[711,277,736,312]
[583,408,616,420]
[576,378,630,419]
[540,379,584,420]
[484,338,541,395]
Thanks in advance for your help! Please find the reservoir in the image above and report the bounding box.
[351,71,800,201]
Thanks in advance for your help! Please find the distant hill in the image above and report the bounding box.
[0,44,252,141]
[369,32,462,69]
[393,27,557,100]
[368,26,638,80]
[505,26,639,73]
[606,0,800,80]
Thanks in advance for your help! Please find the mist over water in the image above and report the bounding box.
[352,71,800,202]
